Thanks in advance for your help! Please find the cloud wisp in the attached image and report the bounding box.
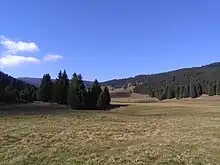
[0,36,63,68]
[43,53,63,61]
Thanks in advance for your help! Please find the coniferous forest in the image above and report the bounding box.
[102,62,220,100]
[133,63,220,100]
[2,62,220,104]
[0,70,111,110]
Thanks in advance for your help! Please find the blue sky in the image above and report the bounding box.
[0,0,219,81]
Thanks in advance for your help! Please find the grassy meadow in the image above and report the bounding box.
[1,98,220,165]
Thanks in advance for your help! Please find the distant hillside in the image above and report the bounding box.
[0,71,35,102]
[101,62,220,88]
[18,77,93,87]
[17,77,42,86]
[0,72,33,90]
[100,62,220,100]
[133,62,220,94]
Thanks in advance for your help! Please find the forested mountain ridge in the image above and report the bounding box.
[101,62,220,88]
[0,71,34,90]
[0,71,36,102]
[133,62,220,100]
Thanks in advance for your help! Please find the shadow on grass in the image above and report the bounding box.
[0,102,71,116]
[0,102,129,116]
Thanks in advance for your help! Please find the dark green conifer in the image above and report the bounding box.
[96,87,111,110]
[67,73,86,109]
[38,74,53,102]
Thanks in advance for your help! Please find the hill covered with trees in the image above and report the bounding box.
[102,62,220,100]
[0,71,36,103]
[133,62,220,100]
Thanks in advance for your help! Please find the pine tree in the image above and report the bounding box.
[4,85,18,102]
[212,82,217,95]
[167,85,175,99]
[196,83,202,97]
[52,80,63,103]
[19,87,34,102]
[85,88,93,109]
[90,79,102,108]
[62,70,69,103]
[179,85,184,99]
[208,82,215,96]
[216,80,220,95]
[38,74,53,102]
[149,89,155,97]
[67,73,86,109]
[201,81,207,94]
[96,87,111,110]
[157,87,166,101]
[105,87,111,104]
[52,70,69,104]
[175,85,180,99]
[53,71,64,103]
[190,83,197,98]
[183,84,190,98]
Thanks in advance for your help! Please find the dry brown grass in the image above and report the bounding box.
[1,99,220,164]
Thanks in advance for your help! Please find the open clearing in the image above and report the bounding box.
[1,98,220,165]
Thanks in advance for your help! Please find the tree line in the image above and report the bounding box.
[0,70,111,110]
[134,78,220,100]
[103,62,220,92]
[0,71,36,103]
[37,70,111,110]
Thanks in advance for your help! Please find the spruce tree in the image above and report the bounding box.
[212,82,217,95]
[196,83,202,97]
[67,73,86,109]
[190,83,197,98]
[208,82,215,96]
[90,79,102,108]
[202,81,208,94]
[97,87,111,110]
[85,88,93,109]
[216,80,220,95]
[62,70,69,103]
[4,86,18,102]
[157,87,166,101]
[183,84,190,98]
[179,85,184,99]
[105,87,111,104]
[175,85,180,99]
[167,85,175,99]
[53,80,63,103]
[52,70,69,104]
[19,87,34,102]
[53,71,64,103]
[38,74,53,102]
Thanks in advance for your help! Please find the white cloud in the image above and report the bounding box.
[0,35,39,53]
[0,36,63,68]
[43,54,63,61]
[0,55,40,68]
[0,36,41,68]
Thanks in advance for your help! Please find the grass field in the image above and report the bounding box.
[1,99,220,165]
